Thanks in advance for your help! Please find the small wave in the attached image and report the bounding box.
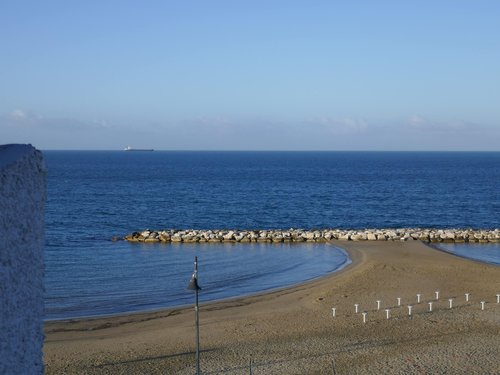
[44,242,349,320]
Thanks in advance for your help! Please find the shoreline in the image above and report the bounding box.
[45,244,352,323]
[44,243,355,328]
[426,241,500,266]
[44,241,500,374]
[44,243,351,322]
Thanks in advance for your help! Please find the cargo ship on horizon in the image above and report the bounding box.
[124,146,154,151]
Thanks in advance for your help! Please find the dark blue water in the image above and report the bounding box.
[45,151,500,233]
[44,151,500,319]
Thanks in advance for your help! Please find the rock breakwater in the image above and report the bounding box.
[124,228,500,244]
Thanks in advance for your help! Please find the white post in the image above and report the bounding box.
[332,307,336,317]
[354,304,359,314]
[496,294,500,303]
[408,305,412,316]
[435,291,439,300]
[362,312,367,324]
[416,294,421,303]
[385,309,390,319]
[397,297,401,306]
[449,298,453,308]
[376,300,381,310]
[480,301,485,310]
[428,302,433,312]
[465,293,470,302]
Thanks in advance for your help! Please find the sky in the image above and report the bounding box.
[1,1,500,150]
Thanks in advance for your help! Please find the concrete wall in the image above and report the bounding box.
[0,144,46,374]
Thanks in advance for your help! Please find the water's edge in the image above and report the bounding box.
[45,242,351,321]
[46,248,352,323]
[428,242,500,266]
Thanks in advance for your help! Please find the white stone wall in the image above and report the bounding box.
[0,144,46,375]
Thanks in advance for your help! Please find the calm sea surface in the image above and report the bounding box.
[44,151,500,319]
[436,243,500,265]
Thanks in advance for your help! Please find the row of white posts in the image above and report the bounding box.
[331,293,500,322]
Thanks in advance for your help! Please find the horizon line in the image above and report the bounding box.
[38,148,500,152]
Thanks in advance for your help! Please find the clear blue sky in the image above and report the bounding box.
[1,1,499,150]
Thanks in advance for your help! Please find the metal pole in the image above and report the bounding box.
[195,291,200,374]
[194,257,200,375]
[187,256,201,375]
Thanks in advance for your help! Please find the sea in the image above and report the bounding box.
[43,151,500,320]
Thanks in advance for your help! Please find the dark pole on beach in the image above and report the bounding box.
[187,256,201,375]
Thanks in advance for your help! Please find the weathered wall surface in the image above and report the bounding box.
[0,144,46,375]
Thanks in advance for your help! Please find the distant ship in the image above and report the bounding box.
[124,146,154,152]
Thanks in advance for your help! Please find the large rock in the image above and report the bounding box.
[351,233,366,241]
[171,236,182,243]
[223,231,235,240]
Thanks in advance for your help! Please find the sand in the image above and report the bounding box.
[44,241,500,374]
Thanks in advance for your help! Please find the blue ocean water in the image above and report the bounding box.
[45,151,500,234]
[436,243,500,265]
[43,151,500,319]
[45,242,349,320]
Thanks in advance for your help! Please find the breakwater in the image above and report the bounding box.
[124,228,500,244]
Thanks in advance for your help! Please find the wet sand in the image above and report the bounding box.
[44,241,500,374]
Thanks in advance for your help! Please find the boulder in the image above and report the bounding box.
[351,233,366,241]
[305,232,315,240]
[125,235,139,242]
[223,231,235,240]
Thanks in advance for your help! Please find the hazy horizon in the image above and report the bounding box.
[2,2,499,151]
[37,148,500,152]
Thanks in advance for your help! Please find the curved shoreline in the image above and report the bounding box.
[45,243,352,323]
[124,228,500,244]
[427,242,500,266]
[44,241,500,374]
[44,243,360,331]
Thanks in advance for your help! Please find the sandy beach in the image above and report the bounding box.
[44,241,500,374]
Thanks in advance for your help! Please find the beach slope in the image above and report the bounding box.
[44,241,500,374]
